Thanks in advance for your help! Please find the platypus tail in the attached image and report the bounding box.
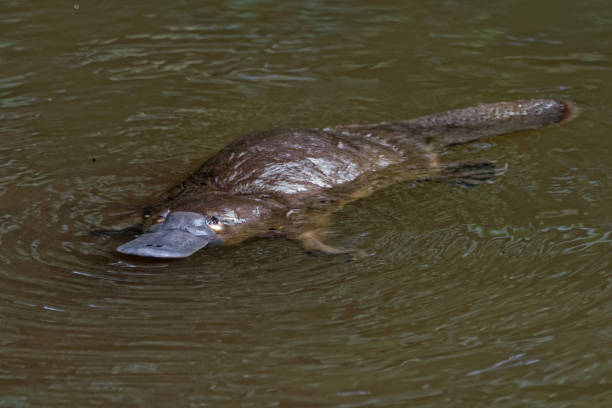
[370,99,576,147]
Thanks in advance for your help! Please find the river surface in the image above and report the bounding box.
[1,1,611,406]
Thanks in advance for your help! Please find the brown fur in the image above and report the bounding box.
[138,99,575,256]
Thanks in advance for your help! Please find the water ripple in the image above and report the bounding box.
[1,0,611,406]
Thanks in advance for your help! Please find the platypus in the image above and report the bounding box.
[116,99,575,258]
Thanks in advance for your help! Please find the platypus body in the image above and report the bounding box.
[116,99,574,258]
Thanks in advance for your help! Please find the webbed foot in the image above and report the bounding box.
[90,225,143,238]
[436,160,508,186]
[298,231,366,261]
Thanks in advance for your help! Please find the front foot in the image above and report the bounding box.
[299,231,366,261]
[90,225,143,239]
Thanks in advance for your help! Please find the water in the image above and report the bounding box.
[1,0,611,406]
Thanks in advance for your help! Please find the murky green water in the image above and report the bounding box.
[1,0,611,406]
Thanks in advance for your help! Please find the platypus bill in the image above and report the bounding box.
[116,99,575,259]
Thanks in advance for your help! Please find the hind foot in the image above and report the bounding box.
[436,160,508,186]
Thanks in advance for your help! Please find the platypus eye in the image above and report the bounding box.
[155,209,171,224]
[207,216,224,232]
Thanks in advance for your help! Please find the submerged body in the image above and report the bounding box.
[117,99,574,258]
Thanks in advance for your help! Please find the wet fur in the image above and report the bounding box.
[127,99,575,257]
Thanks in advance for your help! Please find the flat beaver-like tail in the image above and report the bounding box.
[371,99,576,147]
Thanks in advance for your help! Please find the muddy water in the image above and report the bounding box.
[1,0,611,406]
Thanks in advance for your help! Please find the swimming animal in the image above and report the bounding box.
[116,99,574,258]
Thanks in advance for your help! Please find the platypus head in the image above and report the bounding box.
[117,211,224,258]
[116,191,285,258]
